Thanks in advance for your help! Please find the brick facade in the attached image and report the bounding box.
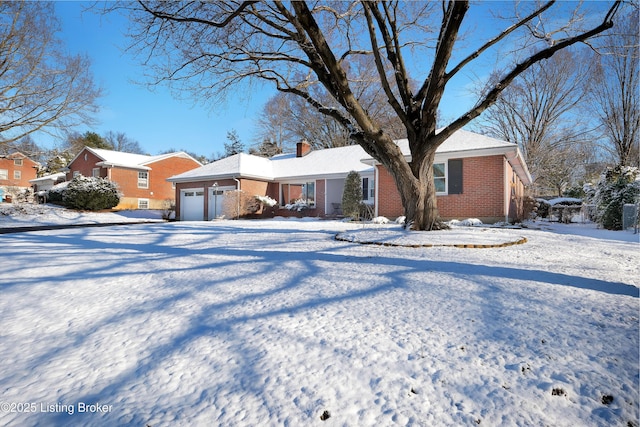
[376,154,526,223]
[0,152,39,192]
[174,177,332,220]
[66,148,201,210]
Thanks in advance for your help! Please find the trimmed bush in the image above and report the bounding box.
[62,176,120,210]
[342,171,362,219]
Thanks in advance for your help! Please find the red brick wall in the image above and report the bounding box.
[376,166,404,218]
[67,150,200,209]
[66,149,104,180]
[0,154,38,189]
[147,156,201,200]
[377,155,509,222]
[439,156,505,221]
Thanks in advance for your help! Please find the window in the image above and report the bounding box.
[14,159,23,166]
[138,198,149,209]
[362,177,375,201]
[138,171,149,188]
[13,170,21,180]
[0,169,7,180]
[281,182,315,207]
[434,163,446,193]
[92,168,101,178]
[431,159,463,195]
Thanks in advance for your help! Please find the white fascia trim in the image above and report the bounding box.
[96,162,152,171]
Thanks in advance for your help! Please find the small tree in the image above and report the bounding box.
[222,190,260,219]
[592,165,640,230]
[223,130,245,158]
[342,171,362,220]
[62,176,120,211]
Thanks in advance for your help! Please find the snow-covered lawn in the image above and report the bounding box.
[0,207,638,426]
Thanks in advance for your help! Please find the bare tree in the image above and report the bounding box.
[254,93,294,154]
[480,49,594,195]
[587,11,639,167]
[255,56,406,152]
[115,1,622,230]
[0,2,102,146]
[104,131,146,154]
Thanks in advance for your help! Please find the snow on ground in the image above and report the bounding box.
[0,205,638,426]
[0,203,164,228]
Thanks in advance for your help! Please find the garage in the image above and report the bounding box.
[208,186,235,220]
[180,189,204,221]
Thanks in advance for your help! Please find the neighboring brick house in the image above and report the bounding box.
[168,130,532,223]
[65,147,202,209]
[0,152,39,199]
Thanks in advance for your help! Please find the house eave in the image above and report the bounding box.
[168,173,274,183]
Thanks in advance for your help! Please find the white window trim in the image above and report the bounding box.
[138,171,149,189]
[434,161,447,195]
[138,198,149,209]
[14,159,23,166]
[362,176,375,203]
[279,181,316,208]
[92,167,101,178]
[0,169,8,180]
[13,170,21,180]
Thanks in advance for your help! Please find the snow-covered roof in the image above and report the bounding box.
[69,147,202,171]
[389,129,517,157]
[387,130,531,185]
[272,144,373,180]
[168,153,274,181]
[168,129,531,184]
[29,172,66,184]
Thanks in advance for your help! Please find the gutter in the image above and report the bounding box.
[233,177,241,219]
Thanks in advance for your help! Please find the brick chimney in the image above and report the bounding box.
[296,140,312,157]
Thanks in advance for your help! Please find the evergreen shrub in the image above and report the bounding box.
[61,176,120,210]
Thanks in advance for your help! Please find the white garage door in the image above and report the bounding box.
[208,186,234,220]
[181,189,204,221]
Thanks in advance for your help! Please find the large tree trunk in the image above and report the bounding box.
[383,144,446,231]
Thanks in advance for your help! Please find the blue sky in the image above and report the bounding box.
[48,1,611,158]
[51,2,481,158]
[53,2,274,158]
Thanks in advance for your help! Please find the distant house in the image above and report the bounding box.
[65,147,202,210]
[29,172,67,193]
[0,152,39,199]
[167,130,532,223]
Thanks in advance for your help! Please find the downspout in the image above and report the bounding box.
[374,166,379,218]
[234,177,241,219]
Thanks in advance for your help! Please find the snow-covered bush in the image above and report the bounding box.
[62,176,120,211]
[161,199,175,220]
[284,199,308,212]
[591,166,640,230]
[342,171,362,219]
[46,181,69,204]
[461,218,483,226]
[449,218,483,227]
[372,216,390,224]
[255,195,277,207]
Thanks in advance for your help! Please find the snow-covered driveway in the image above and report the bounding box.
[0,220,638,426]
